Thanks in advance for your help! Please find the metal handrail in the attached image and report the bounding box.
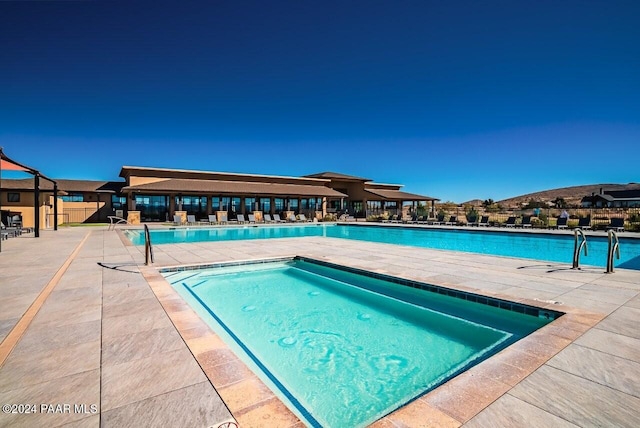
[572,228,588,269]
[606,230,620,273]
[144,224,154,265]
[107,215,130,231]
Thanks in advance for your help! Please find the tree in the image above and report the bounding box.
[552,197,567,209]
[482,199,494,208]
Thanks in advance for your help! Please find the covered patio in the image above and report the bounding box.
[0,148,59,251]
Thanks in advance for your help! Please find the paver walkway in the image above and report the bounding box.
[0,228,233,427]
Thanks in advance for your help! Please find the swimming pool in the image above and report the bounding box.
[127,224,640,270]
[163,257,558,427]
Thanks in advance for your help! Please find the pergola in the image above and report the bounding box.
[0,148,59,251]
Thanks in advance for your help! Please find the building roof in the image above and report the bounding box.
[364,188,439,201]
[605,189,640,199]
[120,166,329,185]
[304,171,372,182]
[1,178,122,193]
[122,178,347,198]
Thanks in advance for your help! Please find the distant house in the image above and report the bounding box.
[581,189,640,208]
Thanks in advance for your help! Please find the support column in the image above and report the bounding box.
[53,183,58,231]
[34,174,40,237]
[169,194,176,217]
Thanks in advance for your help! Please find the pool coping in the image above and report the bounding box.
[139,255,603,427]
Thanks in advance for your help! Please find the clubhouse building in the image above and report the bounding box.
[1,166,438,228]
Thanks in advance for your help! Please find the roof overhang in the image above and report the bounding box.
[364,188,439,201]
[122,178,347,198]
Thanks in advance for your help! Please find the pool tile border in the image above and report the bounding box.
[143,256,603,427]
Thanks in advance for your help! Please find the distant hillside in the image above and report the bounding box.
[497,183,640,208]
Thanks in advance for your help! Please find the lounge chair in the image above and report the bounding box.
[173,215,182,226]
[186,215,197,225]
[236,214,246,224]
[430,214,446,225]
[556,217,568,229]
[287,214,297,222]
[390,215,400,223]
[504,216,517,227]
[478,215,490,227]
[577,216,591,230]
[519,216,532,228]
[247,214,256,223]
[445,216,457,226]
[219,212,228,224]
[607,217,625,232]
[297,214,309,222]
[264,214,274,223]
[272,214,285,223]
[208,214,218,225]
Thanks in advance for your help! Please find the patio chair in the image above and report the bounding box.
[430,213,446,225]
[186,215,197,225]
[236,214,246,224]
[445,216,457,226]
[273,214,286,223]
[478,215,490,227]
[247,214,256,223]
[297,214,308,222]
[577,216,591,230]
[208,214,218,225]
[264,214,274,223]
[556,217,568,229]
[519,216,532,228]
[504,216,517,227]
[173,215,182,226]
[607,217,625,232]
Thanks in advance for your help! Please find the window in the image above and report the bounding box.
[231,197,241,212]
[7,192,20,202]
[61,193,84,202]
[181,196,207,217]
[274,198,284,212]
[260,198,271,213]
[244,197,256,212]
[135,195,168,221]
[111,195,126,210]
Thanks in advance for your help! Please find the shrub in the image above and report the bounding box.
[466,207,479,223]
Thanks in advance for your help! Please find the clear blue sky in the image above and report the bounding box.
[1,1,638,202]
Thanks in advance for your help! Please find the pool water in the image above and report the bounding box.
[128,224,640,270]
[164,258,555,427]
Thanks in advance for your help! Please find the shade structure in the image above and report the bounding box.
[1,158,30,172]
[0,148,59,248]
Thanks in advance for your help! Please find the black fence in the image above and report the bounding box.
[364,206,640,231]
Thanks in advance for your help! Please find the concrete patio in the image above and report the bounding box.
[0,224,638,427]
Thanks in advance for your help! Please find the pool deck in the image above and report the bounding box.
[0,224,639,427]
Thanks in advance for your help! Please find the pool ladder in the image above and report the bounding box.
[572,228,588,270]
[144,224,154,265]
[606,230,620,273]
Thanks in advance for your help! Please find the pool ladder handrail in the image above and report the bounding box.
[144,224,154,265]
[606,229,620,273]
[572,228,588,269]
